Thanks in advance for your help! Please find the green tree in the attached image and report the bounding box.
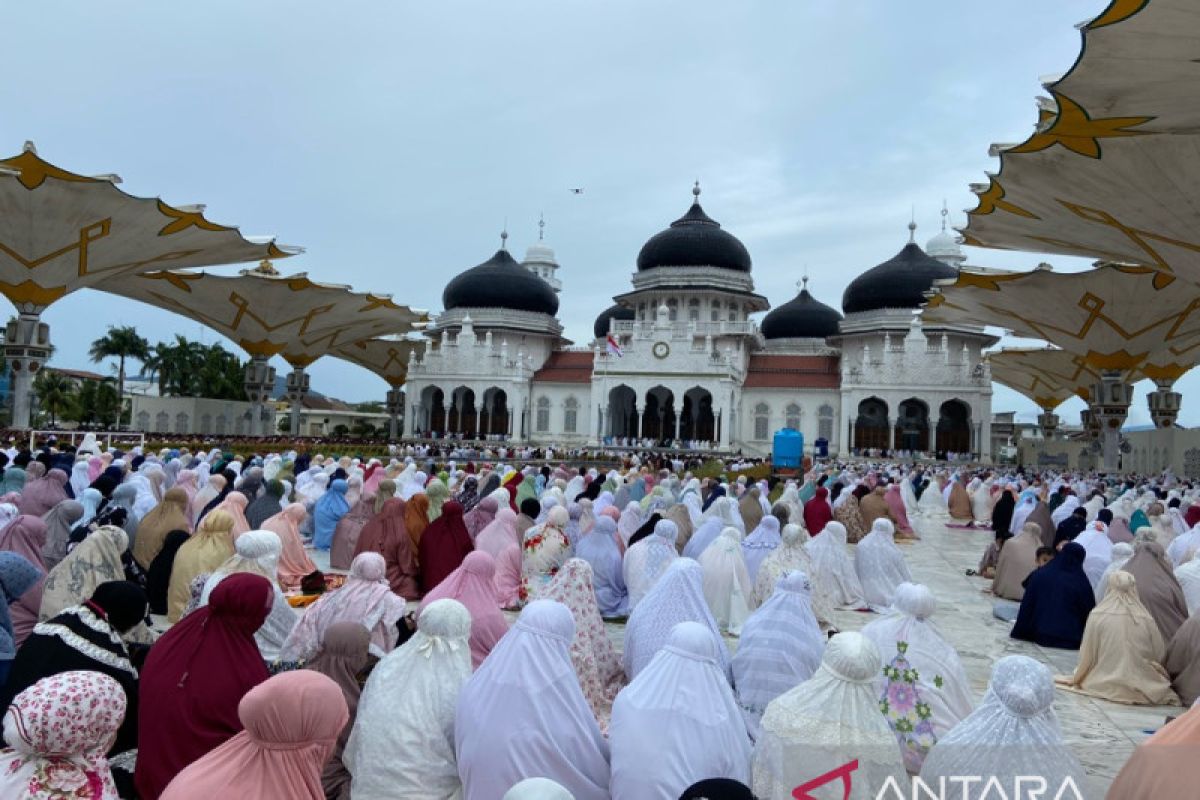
[33,370,74,427]
[332,424,349,437]
[88,326,150,408]
[351,419,376,439]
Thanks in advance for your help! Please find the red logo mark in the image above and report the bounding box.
[792,759,859,800]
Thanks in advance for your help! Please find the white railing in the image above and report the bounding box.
[609,320,757,337]
[29,430,146,450]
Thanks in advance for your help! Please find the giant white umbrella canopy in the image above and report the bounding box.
[986,347,1102,435]
[925,263,1200,465]
[95,262,422,435]
[961,0,1200,285]
[331,335,427,438]
[0,142,298,427]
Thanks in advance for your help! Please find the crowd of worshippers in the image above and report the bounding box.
[0,440,1193,799]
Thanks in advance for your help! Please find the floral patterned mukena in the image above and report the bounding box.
[878,641,939,773]
[0,670,125,799]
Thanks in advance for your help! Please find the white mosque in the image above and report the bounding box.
[404,184,996,458]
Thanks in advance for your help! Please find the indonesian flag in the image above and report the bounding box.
[606,334,623,358]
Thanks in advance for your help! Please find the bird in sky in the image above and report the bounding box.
[569,188,583,194]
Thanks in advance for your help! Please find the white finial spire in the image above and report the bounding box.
[907,208,917,243]
[941,199,949,231]
[799,266,809,293]
[500,227,508,251]
[538,212,545,241]
[692,180,701,201]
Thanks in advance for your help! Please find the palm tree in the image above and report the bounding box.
[88,326,150,408]
[33,370,74,427]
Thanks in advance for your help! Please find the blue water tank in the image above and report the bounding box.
[773,428,804,469]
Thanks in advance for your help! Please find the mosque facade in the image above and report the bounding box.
[404,186,996,459]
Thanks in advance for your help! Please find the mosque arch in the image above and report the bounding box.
[936,399,971,455]
[200,413,212,435]
[895,398,930,452]
[136,410,150,431]
[175,412,189,433]
[155,411,169,433]
[480,387,509,437]
[422,386,446,434]
[682,385,715,442]
[607,384,637,438]
[854,397,889,451]
[643,385,677,442]
[446,385,477,437]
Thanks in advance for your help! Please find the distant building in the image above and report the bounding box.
[405,187,995,458]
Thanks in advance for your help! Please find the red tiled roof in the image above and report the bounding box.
[50,367,108,382]
[533,351,594,384]
[743,354,840,389]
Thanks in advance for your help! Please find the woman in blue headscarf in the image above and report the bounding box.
[1010,542,1095,649]
[312,478,350,550]
[0,552,42,685]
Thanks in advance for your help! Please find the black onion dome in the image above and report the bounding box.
[841,242,958,314]
[593,303,635,339]
[761,285,842,339]
[636,199,752,273]
[442,248,559,315]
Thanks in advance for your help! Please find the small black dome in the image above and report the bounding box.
[761,285,842,339]
[637,200,752,273]
[593,303,635,339]
[841,242,957,314]
[443,248,559,315]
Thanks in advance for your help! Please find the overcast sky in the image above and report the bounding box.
[3,1,1174,426]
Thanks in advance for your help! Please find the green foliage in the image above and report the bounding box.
[142,335,246,400]
[67,378,121,427]
[33,370,73,426]
[332,424,350,437]
[88,325,150,403]
[353,401,386,413]
[351,419,377,439]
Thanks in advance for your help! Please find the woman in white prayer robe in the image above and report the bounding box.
[1096,542,1134,602]
[455,599,610,800]
[623,558,731,682]
[1175,549,1200,615]
[806,521,866,609]
[740,515,781,583]
[919,655,1089,797]
[732,571,825,740]
[751,632,905,800]
[1075,520,1114,596]
[1167,522,1200,566]
[860,582,974,773]
[345,599,473,800]
[917,476,948,519]
[622,519,679,610]
[854,518,912,611]
[609,621,752,800]
[682,516,724,561]
[699,526,756,635]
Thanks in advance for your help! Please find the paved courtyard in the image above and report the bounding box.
[313,516,1170,796]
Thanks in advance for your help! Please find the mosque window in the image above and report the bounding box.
[175,412,189,433]
[818,404,834,441]
[688,298,700,321]
[564,397,579,433]
[215,414,227,435]
[536,397,551,432]
[155,411,169,433]
[136,411,150,431]
[200,414,212,434]
[667,299,678,321]
[754,403,770,440]
[1185,449,1200,478]
[727,301,737,322]
[785,403,801,430]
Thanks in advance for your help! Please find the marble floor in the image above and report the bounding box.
[312,516,1171,796]
[815,517,1172,796]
